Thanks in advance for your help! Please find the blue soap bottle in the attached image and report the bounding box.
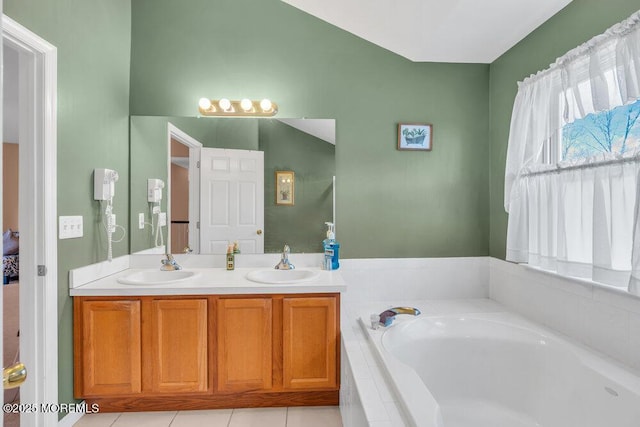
[323,222,340,270]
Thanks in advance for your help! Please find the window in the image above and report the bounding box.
[504,10,640,293]
[561,99,640,161]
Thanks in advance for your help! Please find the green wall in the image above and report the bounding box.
[5,0,132,409]
[129,0,491,259]
[260,120,335,253]
[488,0,640,259]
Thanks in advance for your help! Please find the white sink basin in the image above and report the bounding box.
[117,270,200,285]
[246,269,320,284]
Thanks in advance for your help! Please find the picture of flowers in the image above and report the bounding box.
[275,170,295,205]
[398,123,433,151]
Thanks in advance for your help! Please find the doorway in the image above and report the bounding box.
[167,124,201,254]
[3,41,21,427]
[2,15,58,427]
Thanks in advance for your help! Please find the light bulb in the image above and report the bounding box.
[260,99,273,112]
[240,99,253,111]
[198,98,212,110]
[219,98,231,111]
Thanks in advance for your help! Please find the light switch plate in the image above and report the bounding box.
[138,213,145,229]
[59,216,83,239]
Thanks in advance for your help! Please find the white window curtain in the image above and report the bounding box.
[504,10,640,293]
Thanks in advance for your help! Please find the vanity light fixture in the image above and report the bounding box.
[240,98,253,112]
[198,97,278,117]
[219,98,232,111]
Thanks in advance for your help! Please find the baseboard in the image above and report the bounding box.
[57,402,86,427]
[85,391,339,412]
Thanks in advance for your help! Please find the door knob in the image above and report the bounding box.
[257,229,263,235]
[3,362,27,389]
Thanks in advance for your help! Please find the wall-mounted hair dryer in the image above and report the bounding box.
[147,178,165,203]
[94,168,124,261]
[147,179,166,248]
[94,168,119,201]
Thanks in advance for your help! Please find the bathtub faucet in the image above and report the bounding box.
[375,307,421,328]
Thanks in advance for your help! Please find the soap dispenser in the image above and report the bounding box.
[226,243,235,270]
[323,222,340,270]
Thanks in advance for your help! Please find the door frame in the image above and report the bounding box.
[167,123,201,254]
[3,14,58,427]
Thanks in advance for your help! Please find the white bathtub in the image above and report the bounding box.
[362,312,640,427]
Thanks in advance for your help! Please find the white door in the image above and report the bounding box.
[200,148,264,254]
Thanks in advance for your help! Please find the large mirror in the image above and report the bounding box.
[129,116,336,255]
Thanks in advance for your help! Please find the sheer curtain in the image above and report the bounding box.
[504,10,640,292]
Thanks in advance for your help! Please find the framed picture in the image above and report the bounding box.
[398,123,433,151]
[275,171,295,205]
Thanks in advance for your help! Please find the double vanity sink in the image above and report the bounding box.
[115,268,321,286]
[70,254,345,412]
[69,254,345,296]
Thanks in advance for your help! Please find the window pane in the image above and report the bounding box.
[561,99,640,161]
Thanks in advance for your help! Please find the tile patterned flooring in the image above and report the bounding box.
[73,406,342,427]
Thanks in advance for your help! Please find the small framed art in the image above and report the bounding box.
[275,170,295,205]
[398,123,433,151]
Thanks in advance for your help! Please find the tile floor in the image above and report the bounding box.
[72,406,343,427]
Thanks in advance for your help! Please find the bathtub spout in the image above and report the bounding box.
[378,307,421,327]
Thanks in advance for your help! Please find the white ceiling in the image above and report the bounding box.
[277,118,335,145]
[282,0,574,63]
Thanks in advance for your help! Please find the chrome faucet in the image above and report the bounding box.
[274,244,295,270]
[373,307,421,328]
[160,254,182,271]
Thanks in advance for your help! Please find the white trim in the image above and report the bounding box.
[56,406,85,427]
[167,123,202,253]
[3,15,58,427]
[135,245,166,255]
[68,255,130,288]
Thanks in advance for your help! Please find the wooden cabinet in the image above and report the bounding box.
[216,297,272,392]
[74,293,339,411]
[283,296,338,390]
[147,299,208,393]
[77,300,141,396]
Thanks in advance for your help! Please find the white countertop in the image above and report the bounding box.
[69,266,346,296]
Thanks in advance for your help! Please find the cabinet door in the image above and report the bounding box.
[81,300,142,396]
[149,299,208,393]
[217,298,272,392]
[282,296,338,390]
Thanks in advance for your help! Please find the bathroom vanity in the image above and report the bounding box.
[70,264,345,412]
